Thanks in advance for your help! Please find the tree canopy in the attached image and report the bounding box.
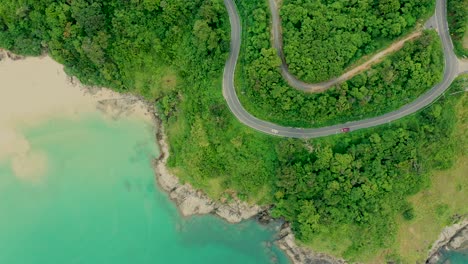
[0,0,228,95]
[447,0,468,57]
[281,0,434,82]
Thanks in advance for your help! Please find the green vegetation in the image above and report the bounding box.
[281,0,434,82]
[237,0,443,128]
[1,0,465,262]
[271,76,466,261]
[0,0,229,95]
[448,0,468,57]
[392,75,467,263]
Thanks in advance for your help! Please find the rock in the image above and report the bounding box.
[426,219,468,263]
[215,201,262,223]
[448,226,468,250]
[171,186,215,216]
[6,51,24,61]
[275,224,347,264]
[257,209,274,225]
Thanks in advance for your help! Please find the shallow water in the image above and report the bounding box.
[438,248,468,264]
[0,113,288,264]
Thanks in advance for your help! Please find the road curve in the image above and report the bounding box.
[222,0,460,138]
[269,0,423,93]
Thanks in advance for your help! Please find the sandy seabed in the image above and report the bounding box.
[0,51,152,182]
[0,50,349,264]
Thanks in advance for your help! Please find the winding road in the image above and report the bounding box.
[222,0,464,138]
[268,0,422,93]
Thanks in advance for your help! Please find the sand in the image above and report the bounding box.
[0,50,152,182]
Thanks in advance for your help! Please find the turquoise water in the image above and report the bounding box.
[438,249,468,264]
[0,114,288,264]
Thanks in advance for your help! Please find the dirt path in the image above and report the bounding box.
[269,0,423,92]
[459,59,468,74]
[338,32,422,81]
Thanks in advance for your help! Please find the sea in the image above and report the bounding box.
[438,248,468,264]
[0,113,289,264]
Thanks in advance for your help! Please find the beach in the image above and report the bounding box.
[0,50,151,182]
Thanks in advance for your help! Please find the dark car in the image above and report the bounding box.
[341,127,350,133]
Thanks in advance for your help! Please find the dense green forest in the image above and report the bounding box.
[0,0,228,94]
[448,0,468,57]
[270,76,466,260]
[0,0,464,262]
[281,0,435,82]
[237,0,443,128]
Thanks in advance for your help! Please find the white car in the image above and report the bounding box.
[271,129,279,134]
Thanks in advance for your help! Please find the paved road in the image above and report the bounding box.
[223,0,462,138]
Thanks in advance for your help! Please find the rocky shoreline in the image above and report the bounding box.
[148,107,347,264]
[0,49,25,61]
[275,223,347,264]
[426,219,468,264]
[151,115,264,223]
